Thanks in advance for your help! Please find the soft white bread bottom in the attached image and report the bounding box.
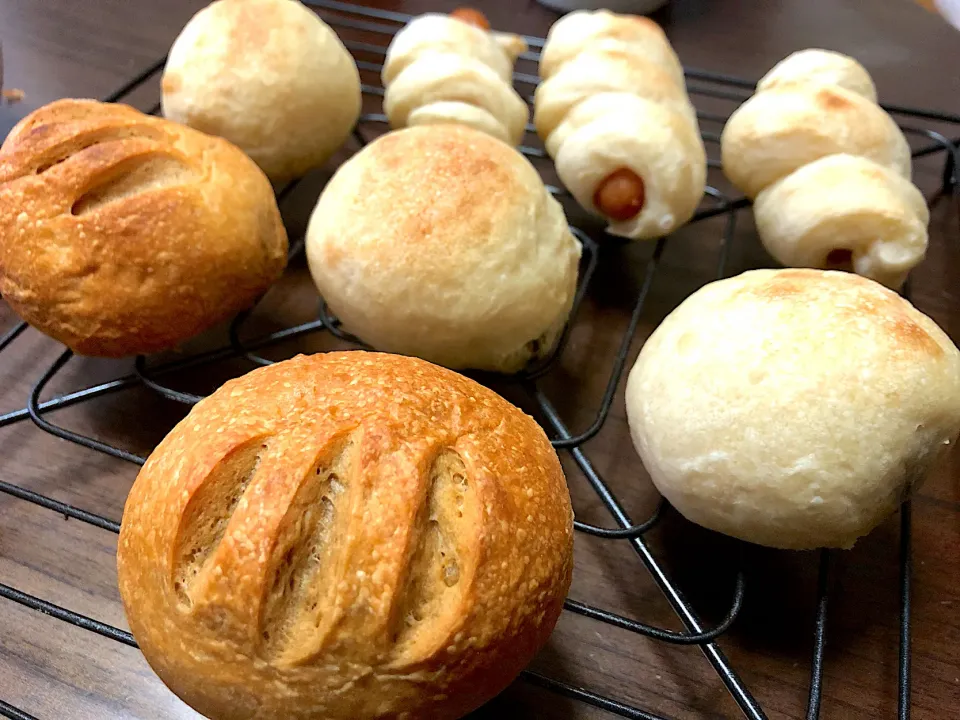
[626,269,960,550]
[754,154,929,289]
[552,93,706,239]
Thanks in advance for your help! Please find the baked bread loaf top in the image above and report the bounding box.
[162,0,361,181]
[118,351,574,720]
[0,99,287,357]
[626,269,960,549]
[306,124,581,373]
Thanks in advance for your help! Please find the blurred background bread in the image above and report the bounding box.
[305,124,581,373]
[118,351,574,720]
[626,269,960,550]
[382,10,528,145]
[0,99,287,357]
[721,50,926,288]
[535,10,705,240]
[162,0,361,181]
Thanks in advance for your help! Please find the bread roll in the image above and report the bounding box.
[306,125,581,373]
[626,269,960,550]
[755,155,928,288]
[382,11,528,145]
[537,9,684,85]
[0,99,287,357]
[118,351,574,720]
[756,49,878,102]
[721,84,911,200]
[162,0,361,181]
[535,12,705,240]
[551,93,706,240]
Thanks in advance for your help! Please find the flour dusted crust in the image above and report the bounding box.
[118,352,574,720]
[0,99,287,357]
[534,10,705,240]
[305,124,581,373]
[626,269,960,549]
[382,13,528,145]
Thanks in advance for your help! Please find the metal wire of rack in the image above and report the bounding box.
[0,2,958,718]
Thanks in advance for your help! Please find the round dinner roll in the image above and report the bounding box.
[551,92,706,239]
[0,99,287,357]
[754,154,928,289]
[118,351,574,720]
[161,0,361,181]
[305,125,581,373]
[721,84,911,199]
[538,8,684,85]
[756,49,878,102]
[626,269,960,550]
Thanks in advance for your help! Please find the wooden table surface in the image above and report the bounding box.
[2,1,960,719]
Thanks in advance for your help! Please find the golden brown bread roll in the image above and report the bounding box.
[382,12,529,145]
[161,0,362,181]
[535,11,705,240]
[626,269,960,550]
[0,99,287,357]
[720,51,926,288]
[118,351,574,720]
[305,124,581,373]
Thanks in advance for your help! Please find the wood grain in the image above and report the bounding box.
[1,1,960,719]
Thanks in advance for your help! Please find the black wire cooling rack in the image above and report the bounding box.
[1,2,959,719]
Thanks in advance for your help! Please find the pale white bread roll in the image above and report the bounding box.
[553,93,706,239]
[626,269,960,550]
[756,49,878,102]
[161,0,361,181]
[534,48,695,142]
[306,125,582,373]
[754,155,928,289]
[382,13,526,85]
[721,84,911,199]
[538,9,684,85]
[384,53,529,146]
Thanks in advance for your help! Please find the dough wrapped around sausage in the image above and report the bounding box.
[754,154,928,290]
[383,11,528,145]
[535,11,705,240]
[720,49,924,288]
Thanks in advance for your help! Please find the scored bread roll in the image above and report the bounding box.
[306,124,581,373]
[535,11,706,240]
[0,99,287,357]
[756,49,878,102]
[118,351,575,720]
[754,154,929,289]
[382,10,529,145]
[721,84,910,200]
[161,0,361,181]
[626,269,960,550]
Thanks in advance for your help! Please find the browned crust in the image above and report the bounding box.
[0,99,287,356]
[735,269,944,357]
[118,352,574,720]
